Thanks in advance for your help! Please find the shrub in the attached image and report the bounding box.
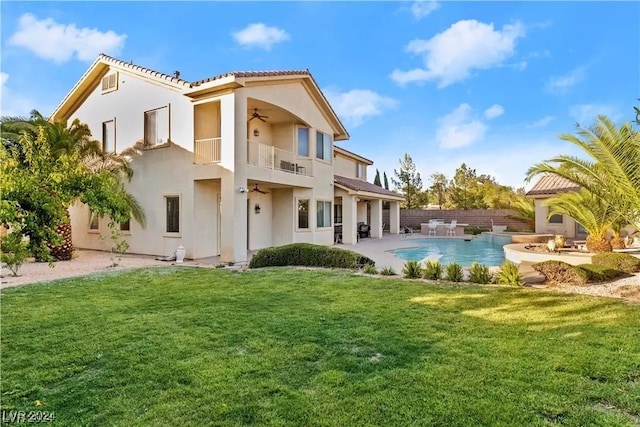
[464,227,491,235]
[380,266,396,276]
[248,243,374,269]
[363,264,377,274]
[402,260,422,279]
[575,264,624,282]
[532,260,589,286]
[468,262,493,284]
[422,259,443,280]
[0,233,31,277]
[445,262,464,282]
[495,261,525,286]
[591,253,640,273]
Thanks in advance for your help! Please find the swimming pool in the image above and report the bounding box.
[390,234,512,266]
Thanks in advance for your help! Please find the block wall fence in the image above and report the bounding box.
[381,209,531,231]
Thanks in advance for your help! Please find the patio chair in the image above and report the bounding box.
[428,220,438,236]
[446,219,457,236]
[401,226,413,238]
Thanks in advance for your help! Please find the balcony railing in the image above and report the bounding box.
[194,138,221,164]
[247,140,312,176]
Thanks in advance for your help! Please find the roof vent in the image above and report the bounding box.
[173,70,180,79]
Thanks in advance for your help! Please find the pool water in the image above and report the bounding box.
[391,234,512,266]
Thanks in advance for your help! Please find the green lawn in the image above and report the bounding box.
[1,267,639,426]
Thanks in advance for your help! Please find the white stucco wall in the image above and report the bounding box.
[248,190,273,250]
[334,155,358,179]
[69,68,194,152]
[534,199,577,238]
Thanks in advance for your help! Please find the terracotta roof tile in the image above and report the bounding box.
[334,175,403,198]
[526,175,581,196]
[192,70,311,86]
[99,53,193,88]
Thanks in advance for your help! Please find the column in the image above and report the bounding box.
[389,201,400,234]
[370,199,383,239]
[341,195,358,245]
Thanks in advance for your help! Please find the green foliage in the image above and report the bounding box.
[428,173,448,208]
[532,260,589,286]
[363,264,378,274]
[495,261,525,286]
[506,197,535,231]
[402,260,422,279]
[392,154,423,209]
[445,262,463,282]
[575,264,624,282]
[380,266,396,276]
[422,259,443,280]
[248,243,374,269]
[591,253,640,273]
[468,262,493,284]
[464,226,491,235]
[0,232,31,277]
[373,169,382,187]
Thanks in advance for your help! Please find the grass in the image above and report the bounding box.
[1,267,640,426]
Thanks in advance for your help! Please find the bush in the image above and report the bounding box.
[380,266,396,276]
[363,264,377,274]
[445,262,464,282]
[591,253,640,273]
[248,243,374,269]
[495,261,525,286]
[532,260,589,286]
[422,259,443,280]
[402,260,422,279]
[0,233,31,277]
[575,264,624,282]
[464,227,491,235]
[468,262,493,284]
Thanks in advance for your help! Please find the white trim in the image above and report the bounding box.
[163,194,182,237]
[101,71,118,93]
[315,199,332,230]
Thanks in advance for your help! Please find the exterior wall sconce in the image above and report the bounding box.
[253,129,260,137]
[255,204,261,214]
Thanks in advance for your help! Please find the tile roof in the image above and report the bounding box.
[192,70,311,86]
[334,175,403,199]
[99,53,193,88]
[526,175,581,196]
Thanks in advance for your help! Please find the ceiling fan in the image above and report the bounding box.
[249,108,269,122]
[250,184,269,194]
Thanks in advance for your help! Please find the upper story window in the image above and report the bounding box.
[144,106,170,146]
[101,72,118,93]
[297,127,309,157]
[102,120,115,153]
[316,131,332,162]
[356,163,365,179]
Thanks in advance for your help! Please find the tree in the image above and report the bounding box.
[526,115,640,231]
[1,114,146,262]
[506,197,535,231]
[373,169,382,187]
[392,154,423,209]
[448,163,481,210]
[429,173,448,209]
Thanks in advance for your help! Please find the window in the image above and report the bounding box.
[549,214,563,224]
[334,204,343,225]
[89,212,99,231]
[144,106,169,146]
[297,127,309,157]
[297,199,309,229]
[356,163,364,178]
[165,196,180,233]
[317,200,331,228]
[102,120,115,153]
[101,72,118,93]
[315,131,332,161]
[120,219,130,232]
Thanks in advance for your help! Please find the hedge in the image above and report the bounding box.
[574,264,625,282]
[249,243,375,269]
[532,260,589,286]
[591,253,640,274]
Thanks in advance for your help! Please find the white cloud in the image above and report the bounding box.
[0,72,8,88]
[232,23,290,50]
[569,104,619,125]
[527,115,555,128]
[483,104,504,120]
[8,13,126,63]
[411,1,440,20]
[436,103,488,149]
[324,88,398,127]
[546,66,586,93]
[390,19,525,87]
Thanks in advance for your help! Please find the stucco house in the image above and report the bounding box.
[51,54,403,262]
[525,174,585,239]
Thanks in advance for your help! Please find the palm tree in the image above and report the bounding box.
[1,112,145,261]
[506,197,535,231]
[544,190,615,253]
[526,115,640,231]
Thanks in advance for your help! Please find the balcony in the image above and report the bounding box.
[194,138,221,164]
[247,140,312,176]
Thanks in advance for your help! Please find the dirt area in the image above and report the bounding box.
[2,249,639,304]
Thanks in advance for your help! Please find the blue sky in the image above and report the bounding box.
[2,1,639,189]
